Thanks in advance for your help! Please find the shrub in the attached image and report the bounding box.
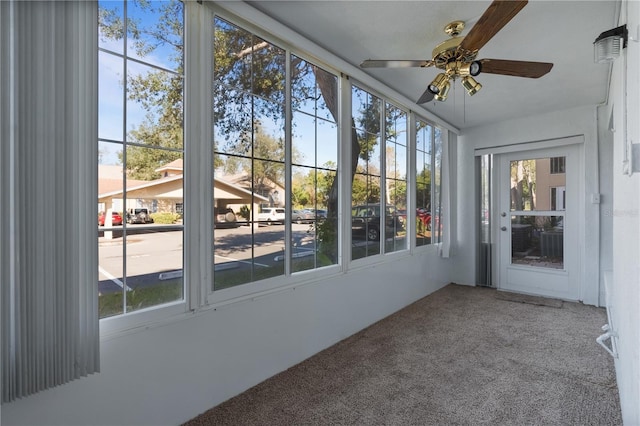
[238,205,251,221]
[150,212,181,224]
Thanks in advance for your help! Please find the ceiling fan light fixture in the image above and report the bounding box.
[428,73,449,95]
[461,76,482,96]
[457,61,482,77]
[434,79,451,101]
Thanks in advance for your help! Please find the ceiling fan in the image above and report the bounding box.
[360,0,553,104]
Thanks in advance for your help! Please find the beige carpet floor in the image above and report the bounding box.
[185,284,622,425]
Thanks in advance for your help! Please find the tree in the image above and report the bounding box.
[510,159,536,212]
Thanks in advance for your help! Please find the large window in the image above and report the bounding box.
[416,120,433,246]
[351,86,408,260]
[97,0,185,318]
[384,103,408,253]
[290,56,339,272]
[212,17,286,289]
[96,3,448,320]
[415,119,444,246]
[212,18,339,291]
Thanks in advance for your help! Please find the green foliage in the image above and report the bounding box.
[150,212,181,224]
[291,167,336,210]
[315,218,338,262]
[213,18,285,151]
[351,172,381,205]
[388,180,407,208]
[291,251,334,273]
[238,205,251,221]
[291,174,311,208]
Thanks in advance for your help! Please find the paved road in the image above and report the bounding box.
[98,223,406,294]
[98,223,320,294]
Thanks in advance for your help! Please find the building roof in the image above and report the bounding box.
[98,164,268,203]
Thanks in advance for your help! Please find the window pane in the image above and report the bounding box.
[385,103,407,254]
[213,18,252,92]
[99,51,124,141]
[213,18,289,290]
[511,215,564,270]
[127,61,183,150]
[98,140,123,168]
[416,120,433,247]
[213,88,252,156]
[292,112,317,168]
[125,228,184,313]
[98,0,124,54]
[510,157,566,211]
[289,55,339,270]
[252,36,285,103]
[291,59,338,122]
[254,98,285,162]
[126,0,184,72]
[98,0,184,318]
[99,236,124,318]
[433,127,443,243]
[291,59,317,116]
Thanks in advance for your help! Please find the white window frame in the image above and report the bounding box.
[100,0,456,332]
[206,6,344,306]
[98,0,190,335]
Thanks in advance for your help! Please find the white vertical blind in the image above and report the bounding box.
[1,0,99,403]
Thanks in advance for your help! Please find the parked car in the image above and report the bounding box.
[98,211,123,226]
[417,207,431,230]
[292,209,314,224]
[397,209,407,225]
[214,207,239,228]
[257,207,286,225]
[126,208,154,224]
[351,204,403,241]
[305,208,327,219]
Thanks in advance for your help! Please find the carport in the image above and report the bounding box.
[98,173,269,238]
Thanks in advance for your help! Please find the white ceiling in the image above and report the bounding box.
[247,0,619,130]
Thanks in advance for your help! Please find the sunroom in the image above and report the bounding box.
[1,0,638,425]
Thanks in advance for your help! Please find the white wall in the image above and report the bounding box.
[2,251,452,425]
[455,105,603,306]
[605,0,640,422]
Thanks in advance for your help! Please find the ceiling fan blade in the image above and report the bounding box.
[479,59,553,78]
[460,0,528,52]
[417,88,435,104]
[360,59,432,68]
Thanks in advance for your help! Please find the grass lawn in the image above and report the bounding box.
[99,279,183,318]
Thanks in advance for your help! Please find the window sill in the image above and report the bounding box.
[99,300,188,341]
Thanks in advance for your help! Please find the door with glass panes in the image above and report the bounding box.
[498,144,581,300]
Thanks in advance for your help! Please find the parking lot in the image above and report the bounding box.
[98,221,413,294]
[98,223,319,294]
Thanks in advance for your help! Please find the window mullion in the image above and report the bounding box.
[380,102,387,247]
[184,1,213,309]
[407,112,417,252]
[341,76,352,268]
[431,124,436,244]
[284,51,292,276]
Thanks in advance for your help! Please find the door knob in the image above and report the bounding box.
[500,212,506,217]
[501,226,507,231]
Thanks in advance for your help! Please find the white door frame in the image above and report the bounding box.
[477,136,585,301]
[497,144,581,300]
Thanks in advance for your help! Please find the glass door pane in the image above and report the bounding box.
[509,156,566,270]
